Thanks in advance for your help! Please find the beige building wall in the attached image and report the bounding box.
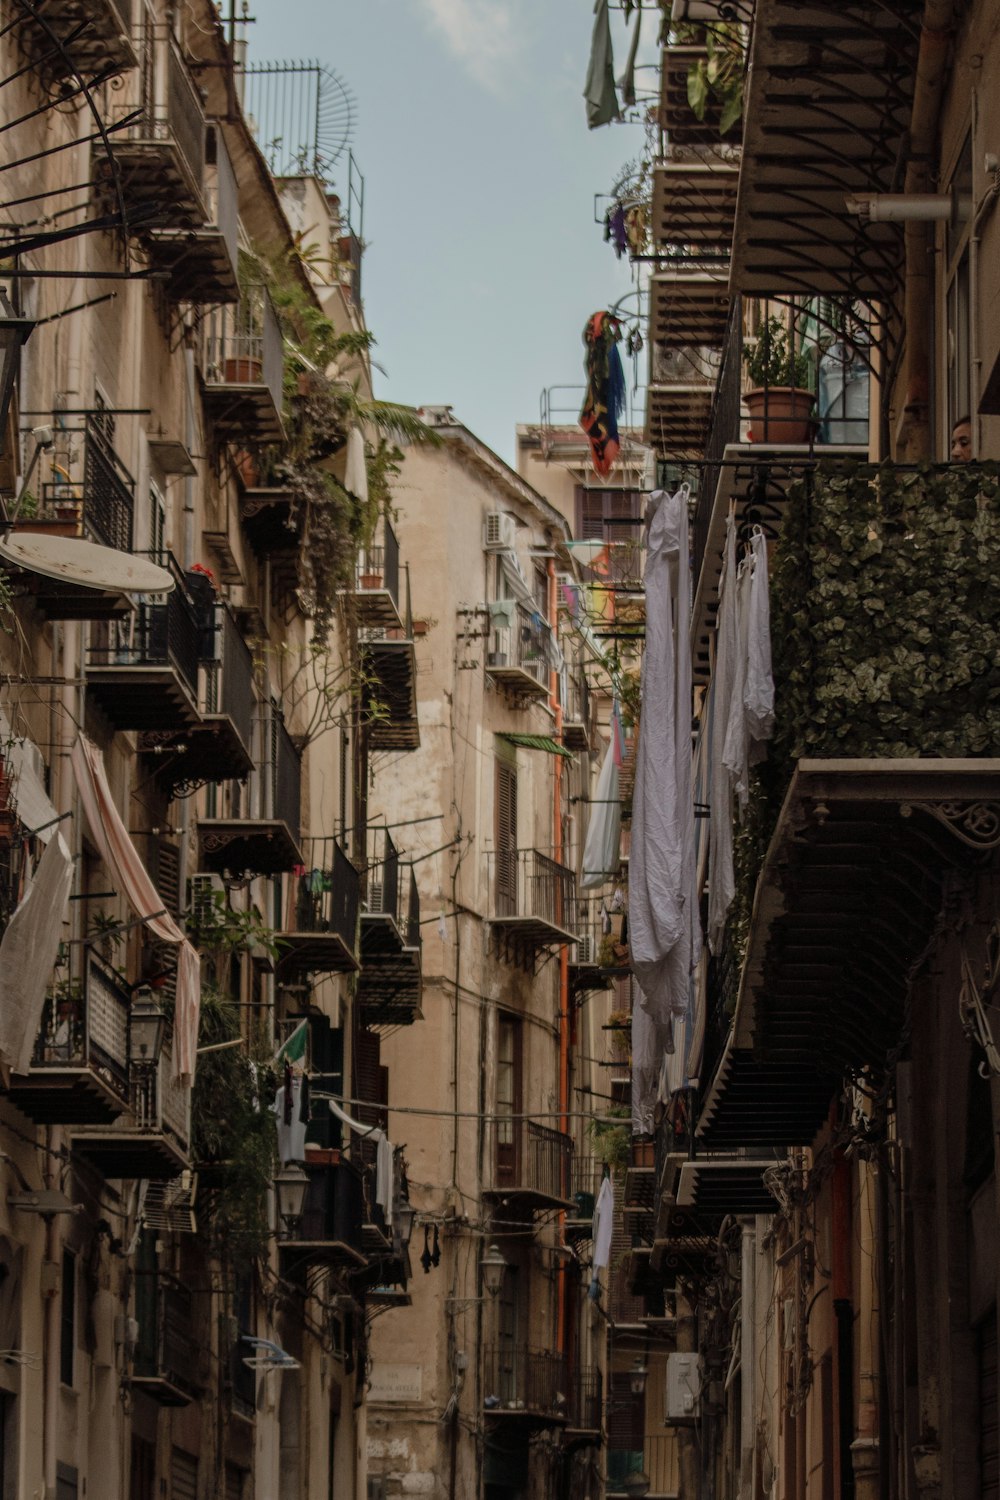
[365,415,606,1500]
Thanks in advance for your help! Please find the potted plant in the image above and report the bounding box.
[743,316,815,443]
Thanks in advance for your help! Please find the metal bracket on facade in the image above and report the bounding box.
[900,800,1000,852]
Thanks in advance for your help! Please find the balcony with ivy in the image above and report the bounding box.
[696,460,1000,1154]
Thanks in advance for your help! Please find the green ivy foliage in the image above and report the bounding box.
[771,460,1000,767]
[192,985,277,1272]
[724,461,1000,988]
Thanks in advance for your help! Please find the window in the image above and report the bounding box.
[574,487,643,541]
[130,1438,155,1500]
[170,1449,198,1500]
[148,481,166,561]
[60,1250,75,1387]
[495,1014,522,1186]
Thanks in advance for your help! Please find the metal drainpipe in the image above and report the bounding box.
[548,558,569,1360]
[898,0,955,459]
[43,1129,63,1500]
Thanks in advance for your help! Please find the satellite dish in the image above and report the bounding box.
[0,532,175,594]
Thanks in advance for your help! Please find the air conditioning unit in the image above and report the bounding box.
[574,934,597,966]
[666,1352,701,1421]
[484,511,516,553]
[188,871,224,925]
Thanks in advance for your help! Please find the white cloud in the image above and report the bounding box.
[414,0,522,93]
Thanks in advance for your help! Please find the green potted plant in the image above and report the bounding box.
[686,23,746,137]
[743,316,815,443]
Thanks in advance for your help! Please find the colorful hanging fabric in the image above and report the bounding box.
[579,312,626,478]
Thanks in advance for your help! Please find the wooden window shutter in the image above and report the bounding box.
[495,762,517,853]
[576,487,605,541]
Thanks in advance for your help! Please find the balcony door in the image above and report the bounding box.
[495,1014,522,1188]
[494,761,517,918]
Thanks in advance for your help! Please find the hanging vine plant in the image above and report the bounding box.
[191,984,278,1271]
[243,245,433,633]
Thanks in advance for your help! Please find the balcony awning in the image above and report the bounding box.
[697,759,1000,1148]
[499,733,573,759]
[730,0,922,299]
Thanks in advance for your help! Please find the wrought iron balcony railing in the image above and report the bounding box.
[134,1276,201,1406]
[279,1150,367,1273]
[79,416,135,552]
[201,285,285,442]
[488,848,576,949]
[482,1344,569,1421]
[352,516,401,627]
[106,36,206,223]
[488,1119,572,1208]
[279,838,360,976]
[364,826,400,927]
[485,602,549,699]
[14,953,131,1123]
[86,554,202,731]
[14,0,137,85]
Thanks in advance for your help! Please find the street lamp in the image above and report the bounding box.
[274,1163,309,1235]
[396,1197,416,1248]
[0,286,34,456]
[129,986,166,1067]
[480,1243,507,1298]
[629,1357,649,1397]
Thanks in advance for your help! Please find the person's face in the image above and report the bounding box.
[951,421,972,462]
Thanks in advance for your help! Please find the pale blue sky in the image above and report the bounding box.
[248,1,654,462]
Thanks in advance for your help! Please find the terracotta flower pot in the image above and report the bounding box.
[359,573,383,591]
[223,356,263,385]
[745,385,815,444]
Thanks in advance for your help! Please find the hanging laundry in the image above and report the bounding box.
[343,425,368,504]
[618,2,642,108]
[579,312,626,477]
[72,735,201,1084]
[274,1073,308,1164]
[723,528,774,812]
[629,488,700,1129]
[580,729,621,888]
[592,1173,615,1270]
[608,203,628,258]
[744,528,775,746]
[0,831,73,1077]
[583,0,620,129]
[707,515,738,954]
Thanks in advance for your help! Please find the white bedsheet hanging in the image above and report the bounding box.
[629,486,700,1130]
[708,515,738,954]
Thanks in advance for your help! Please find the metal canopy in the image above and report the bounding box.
[730,0,922,299]
[652,160,740,253]
[697,761,1000,1149]
[676,1158,782,1215]
[650,267,731,349]
[645,380,714,456]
